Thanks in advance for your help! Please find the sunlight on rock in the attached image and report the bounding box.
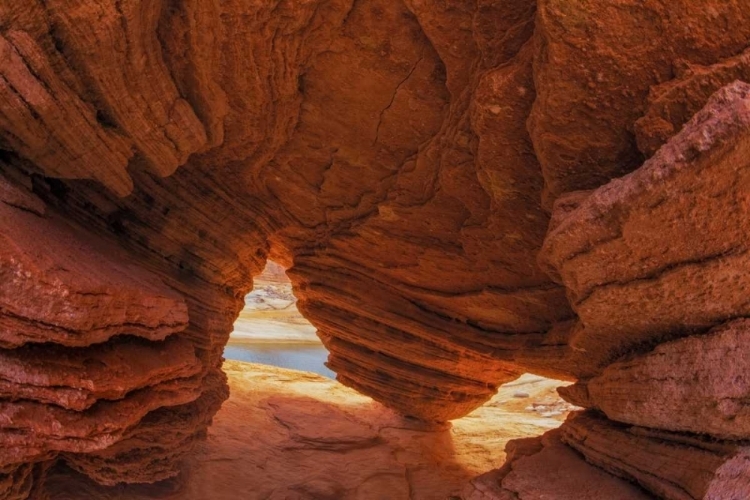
[1,2,749,498]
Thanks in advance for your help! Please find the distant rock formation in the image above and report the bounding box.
[230,260,319,342]
[0,1,749,498]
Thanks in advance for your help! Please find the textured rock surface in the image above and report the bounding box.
[561,412,750,500]
[0,335,201,411]
[0,172,220,499]
[462,429,654,500]
[0,175,189,348]
[40,361,573,500]
[538,80,750,378]
[62,371,228,487]
[559,319,750,440]
[529,0,750,203]
[0,31,134,197]
[0,0,749,497]
[635,48,750,157]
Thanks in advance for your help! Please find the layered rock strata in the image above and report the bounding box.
[464,82,750,500]
[561,412,750,500]
[534,83,750,499]
[559,319,750,440]
[0,174,221,499]
[0,0,749,498]
[538,80,750,378]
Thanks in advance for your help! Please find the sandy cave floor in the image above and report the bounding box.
[43,361,575,500]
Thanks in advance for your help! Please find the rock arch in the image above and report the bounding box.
[0,1,749,498]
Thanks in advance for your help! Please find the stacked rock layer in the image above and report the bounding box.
[465,82,750,500]
[0,1,749,498]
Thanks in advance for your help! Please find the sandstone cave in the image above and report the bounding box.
[0,1,749,499]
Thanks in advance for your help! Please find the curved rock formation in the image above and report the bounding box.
[0,0,749,498]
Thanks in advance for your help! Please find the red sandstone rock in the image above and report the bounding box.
[0,462,48,500]
[0,1,748,497]
[467,409,750,500]
[0,173,211,493]
[559,319,750,440]
[0,373,203,467]
[539,81,750,377]
[0,31,134,197]
[62,371,228,486]
[635,49,750,157]
[463,429,653,500]
[0,177,189,348]
[529,0,750,204]
[1,0,207,184]
[0,335,202,411]
[561,411,750,500]
[40,361,574,500]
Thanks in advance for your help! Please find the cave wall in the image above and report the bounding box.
[0,1,749,498]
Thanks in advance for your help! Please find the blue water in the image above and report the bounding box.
[223,342,335,379]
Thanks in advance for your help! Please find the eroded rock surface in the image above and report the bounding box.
[0,177,189,348]
[0,0,749,498]
[463,429,654,500]
[560,319,750,440]
[538,81,750,378]
[0,173,222,499]
[40,361,573,500]
[561,412,750,500]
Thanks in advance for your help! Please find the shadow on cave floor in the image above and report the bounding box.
[41,362,573,500]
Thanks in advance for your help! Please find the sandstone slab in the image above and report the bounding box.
[561,411,750,500]
[560,319,750,440]
[539,81,750,376]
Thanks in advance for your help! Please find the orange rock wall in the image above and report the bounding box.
[0,1,749,498]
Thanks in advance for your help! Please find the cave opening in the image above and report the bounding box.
[223,260,576,433]
[224,260,335,378]
[216,261,580,497]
